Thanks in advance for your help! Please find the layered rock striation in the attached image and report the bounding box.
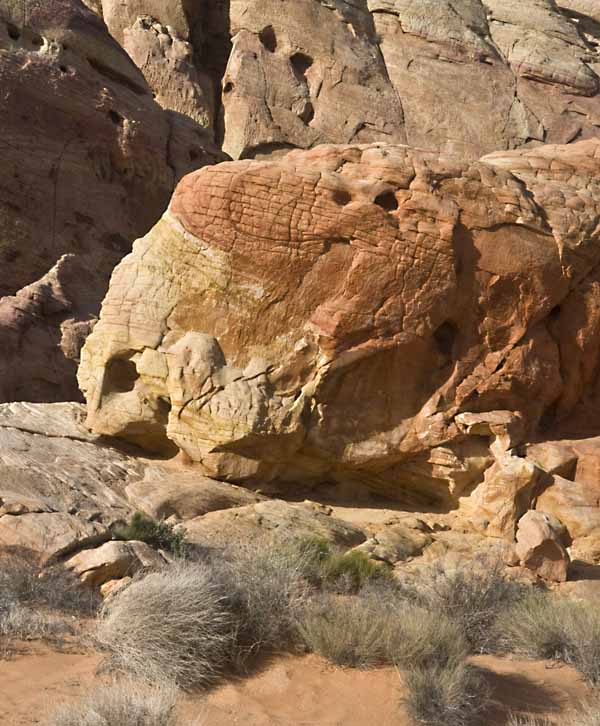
[79,139,600,522]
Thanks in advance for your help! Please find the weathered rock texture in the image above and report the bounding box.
[79,139,600,527]
[0,0,224,402]
[0,401,274,560]
[88,0,600,159]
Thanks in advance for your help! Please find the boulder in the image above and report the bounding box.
[461,455,549,538]
[536,474,600,539]
[525,442,578,479]
[65,540,166,586]
[0,512,109,563]
[126,473,265,521]
[0,0,224,402]
[354,524,432,565]
[515,510,571,582]
[183,499,366,549]
[79,140,600,506]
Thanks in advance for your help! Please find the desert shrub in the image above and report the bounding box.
[319,549,395,593]
[403,661,489,726]
[1,603,74,642]
[508,700,600,725]
[497,591,600,685]
[213,538,313,669]
[115,513,188,557]
[98,539,312,687]
[97,562,234,688]
[406,559,527,653]
[0,550,99,615]
[46,680,178,726]
[298,590,467,669]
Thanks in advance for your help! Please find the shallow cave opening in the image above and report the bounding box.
[374,191,399,212]
[290,52,313,82]
[6,23,20,41]
[433,320,459,360]
[103,358,138,395]
[259,25,277,53]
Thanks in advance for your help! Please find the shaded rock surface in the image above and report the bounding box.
[0,0,224,403]
[79,139,600,521]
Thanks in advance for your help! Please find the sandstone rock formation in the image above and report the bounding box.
[183,499,366,549]
[0,0,224,402]
[79,139,600,529]
[88,0,600,160]
[65,539,167,586]
[515,510,571,582]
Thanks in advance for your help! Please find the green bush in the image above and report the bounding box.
[319,549,395,593]
[497,591,600,685]
[115,513,188,557]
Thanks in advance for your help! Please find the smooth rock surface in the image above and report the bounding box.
[183,499,366,549]
[65,539,166,586]
[126,473,266,521]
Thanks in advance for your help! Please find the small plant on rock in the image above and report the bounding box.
[115,512,188,557]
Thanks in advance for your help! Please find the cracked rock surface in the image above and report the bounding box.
[79,139,600,520]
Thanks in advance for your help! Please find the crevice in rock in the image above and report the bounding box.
[87,57,149,96]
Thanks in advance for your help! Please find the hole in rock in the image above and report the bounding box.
[6,23,20,40]
[259,25,277,53]
[433,320,458,360]
[290,52,313,82]
[31,33,43,47]
[549,305,562,321]
[299,101,315,125]
[223,81,234,93]
[104,358,138,394]
[374,191,399,212]
[108,109,124,125]
[59,65,69,74]
[332,189,351,206]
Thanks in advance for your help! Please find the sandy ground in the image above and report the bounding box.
[0,644,590,726]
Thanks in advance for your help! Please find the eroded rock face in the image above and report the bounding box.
[88,0,600,159]
[0,0,224,402]
[79,139,600,510]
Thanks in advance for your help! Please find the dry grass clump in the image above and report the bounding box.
[0,549,99,654]
[298,589,466,669]
[214,539,312,669]
[403,661,489,726]
[97,562,234,688]
[46,680,179,726]
[497,590,600,685]
[405,558,527,653]
[508,699,600,725]
[98,540,313,686]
